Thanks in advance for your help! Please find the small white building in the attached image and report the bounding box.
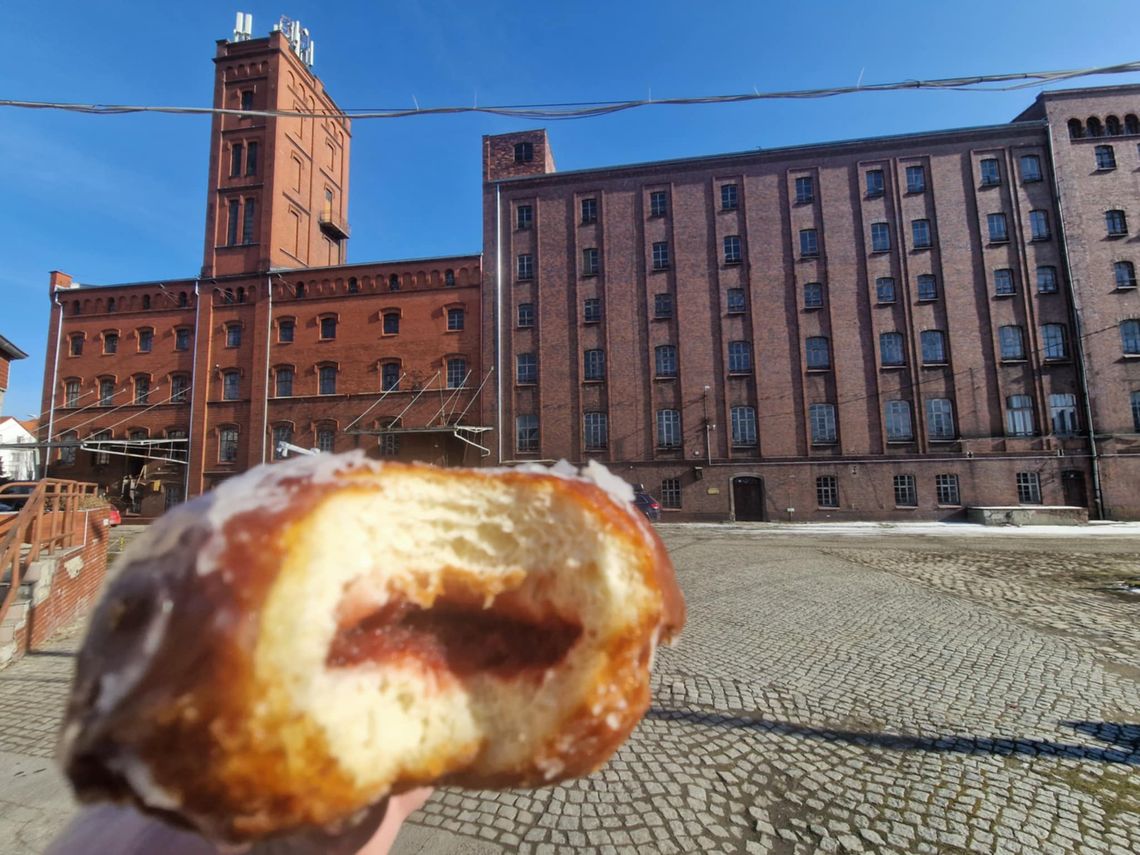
[0,417,37,482]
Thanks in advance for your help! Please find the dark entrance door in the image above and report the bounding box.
[1061,469,1087,508]
[733,476,765,521]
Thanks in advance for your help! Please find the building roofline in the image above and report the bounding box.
[486,120,1047,186]
[0,335,28,361]
[1029,82,1140,100]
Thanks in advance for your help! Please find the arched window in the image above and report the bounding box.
[1106,115,1122,136]
[107,297,116,312]
[1068,118,1084,139]
[71,300,81,315]
[1122,319,1140,356]
[347,277,359,293]
[444,269,456,287]
[237,287,246,303]
[295,282,306,298]
[142,294,151,310]
[178,291,188,307]
[1087,116,1104,137]
[381,362,401,392]
[1126,114,1140,135]
[388,273,401,291]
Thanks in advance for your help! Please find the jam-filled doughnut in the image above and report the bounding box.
[59,453,684,843]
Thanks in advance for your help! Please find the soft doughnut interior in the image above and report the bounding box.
[252,467,658,795]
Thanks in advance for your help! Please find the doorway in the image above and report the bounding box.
[732,476,765,521]
[1061,469,1087,508]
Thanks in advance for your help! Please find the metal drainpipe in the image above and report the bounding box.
[185,280,201,500]
[262,275,273,464]
[1045,130,1104,519]
[495,183,504,464]
[44,293,63,478]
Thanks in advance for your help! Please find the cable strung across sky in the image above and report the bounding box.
[2,60,1139,121]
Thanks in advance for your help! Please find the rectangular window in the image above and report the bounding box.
[816,476,838,508]
[656,409,681,448]
[70,335,84,356]
[649,191,668,218]
[517,253,534,280]
[876,277,896,303]
[517,303,535,327]
[987,213,1009,242]
[219,428,238,463]
[65,380,81,408]
[1020,155,1042,182]
[516,414,539,452]
[104,332,118,354]
[893,474,918,507]
[803,282,824,308]
[241,198,256,244]
[1114,261,1137,289]
[880,332,905,367]
[278,319,294,342]
[582,247,600,276]
[275,367,293,397]
[516,353,537,384]
[133,377,149,404]
[994,268,1015,296]
[227,198,240,245]
[884,400,913,441]
[1029,210,1051,241]
[175,328,191,350]
[99,379,115,407]
[660,478,681,509]
[727,288,746,314]
[446,358,467,389]
[799,229,819,257]
[447,307,465,331]
[316,427,335,453]
[226,325,241,347]
[980,158,1001,186]
[866,169,885,197]
[721,183,738,210]
[921,330,947,364]
[583,349,606,381]
[1006,394,1035,436]
[906,165,926,193]
[1106,209,1128,236]
[809,403,837,444]
[58,432,77,465]
[935,474,960,506]
[1049,393,1078,436]
[516,204,533,230]
[319,365,337,395]
[272,425,293,460]
[138,329,153,352]
[320,317,337,339]
[654,292,673,319]
[580,197,598,224]
[731,406,757,447]
[795,176,814,203]
[381,363,400,392]
[577,297,600,324]
[245,141,258,176]
[1120,319,1140,355]
[1131,390,1140,431]
[917,274,938,301]
[1037,266,1058,294]
[222,371,240,400]
[1095,144,1116,170]
[383,313,400,335]
[1042,324,1068,360]
[652,241,670,270]
[655,345,677,378]
[723,235,742,264]
[999,325,1025,360]
[379,433,400,457]
[514,141,533,163]
[170,374,189,403]
[230,142,243,177]
[1017,472,1042,504]
[912,219,932,248]
[584,412,608,450]
[870,222,891,252]
[728,340,752,374]
[805,336,830,370]
[926,398,956,440]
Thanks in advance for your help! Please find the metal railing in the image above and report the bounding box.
[0,479,101,630]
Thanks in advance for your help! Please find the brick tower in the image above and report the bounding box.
[201,15,351,278]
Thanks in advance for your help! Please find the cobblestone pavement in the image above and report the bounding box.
[1,524,1137,854]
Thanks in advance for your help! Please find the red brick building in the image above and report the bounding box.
[35,18,1140,520]
[0,334,29,417]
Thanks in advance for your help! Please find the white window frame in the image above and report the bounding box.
[884,400,913,441]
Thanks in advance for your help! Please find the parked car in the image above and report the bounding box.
[0,482,37,511]
[633,491,662,521]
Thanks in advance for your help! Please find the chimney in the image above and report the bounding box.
[49,270,75,291]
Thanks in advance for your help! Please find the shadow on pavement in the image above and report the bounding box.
[646,707,1140,766]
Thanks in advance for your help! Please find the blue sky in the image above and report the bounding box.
[4,0,1140,420]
